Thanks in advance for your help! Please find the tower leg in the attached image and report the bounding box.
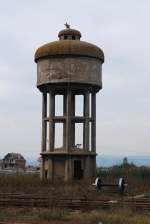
[41,93,47,179]
[91,93,96,153]
[49,92,55,151]
[66,90,72,152]
[72,95,75,148]
[42,93,47,152]
[84,92,90,151]
[63,95,66,148]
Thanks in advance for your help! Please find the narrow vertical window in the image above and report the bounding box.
[75,123,83,149]
[75,95,83,116]
[54,123,63,149]
[55,95,63,116]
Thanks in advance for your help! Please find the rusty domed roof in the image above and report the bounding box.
[35,40,104,62]
[35,27,104,62]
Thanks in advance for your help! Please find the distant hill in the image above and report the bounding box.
[96,155,150,167]
[1,154,149,168]
[26,155,150,168]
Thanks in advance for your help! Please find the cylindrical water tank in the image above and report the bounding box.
[35,28,104,92]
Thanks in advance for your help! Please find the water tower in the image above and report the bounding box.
[34,24,104,181]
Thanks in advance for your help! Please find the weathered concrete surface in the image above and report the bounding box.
[37,57,102,88]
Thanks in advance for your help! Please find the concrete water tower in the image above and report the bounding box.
[34,24,104,181]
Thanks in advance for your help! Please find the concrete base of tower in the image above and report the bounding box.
[40,153,97,181]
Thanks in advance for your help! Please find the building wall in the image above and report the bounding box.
[53,159,65,180]
[15,159,26,170]
[42,155,96,181]
[2,157,26,171]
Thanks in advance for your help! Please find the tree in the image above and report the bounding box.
[123,157,128,166]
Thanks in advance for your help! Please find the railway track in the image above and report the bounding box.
[0,193,150,210]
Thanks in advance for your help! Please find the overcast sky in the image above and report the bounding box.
[0,0,150,159]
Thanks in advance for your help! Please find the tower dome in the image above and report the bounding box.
[35,26,104,91]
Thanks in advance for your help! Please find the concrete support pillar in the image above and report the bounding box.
[91,93,96,152]
[84,93,89,151]
[66,90,72,152]
[40,158,45,179]
[65,159,69,181]
[47,158,53,180]
[93,156,96,177]
[71,94,75,147]
[84,156,90,179]
[49,92,55,151]
[63,95,66,148]
[42,93,47,152]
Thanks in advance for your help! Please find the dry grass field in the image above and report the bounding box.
[0,161,149,195]
[0,207,150,224]
[0,163,150,223]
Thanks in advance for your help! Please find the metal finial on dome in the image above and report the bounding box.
[64,22,70,29]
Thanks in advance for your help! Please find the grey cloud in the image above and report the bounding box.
[0,0,150,158]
